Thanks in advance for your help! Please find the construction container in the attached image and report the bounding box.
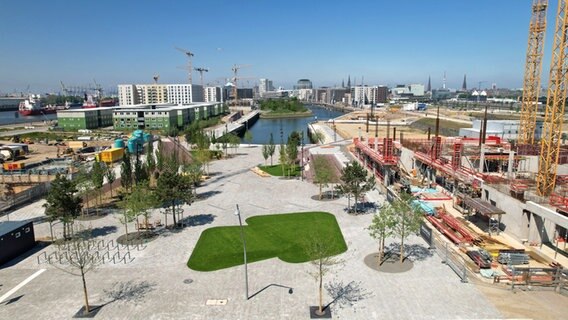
[96,148,125,163]
[68,141,87,149]
[114,139,125,149]
[3,162,25,171]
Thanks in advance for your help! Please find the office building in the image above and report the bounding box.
[377,86,388,103]
[167,84,204,104]
[351,86,379,105]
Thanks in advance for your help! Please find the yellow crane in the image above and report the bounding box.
[537,0,568,196]
[519,0,548,145]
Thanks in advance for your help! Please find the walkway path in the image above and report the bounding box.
[0,144,557,319]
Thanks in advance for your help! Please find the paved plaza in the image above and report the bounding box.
[0,145,557,319]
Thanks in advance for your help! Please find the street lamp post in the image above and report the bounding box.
[234,204,249,300]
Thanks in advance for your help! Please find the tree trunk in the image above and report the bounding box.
[319,184,323,200]
[270,156,273,166]
[125,221,129,242]
[171,202,177,227]
[318,260,323,315]
[400,226,405,263]
[109,183,113,198]
[354,191,359,214]
[81,268,90,314]
[378,237,384,266]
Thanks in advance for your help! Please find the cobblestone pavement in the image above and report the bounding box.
[0,145,505,319]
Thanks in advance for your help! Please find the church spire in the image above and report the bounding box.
[462,74,467,91]
[347,75,351,89]
[427,75,431,92]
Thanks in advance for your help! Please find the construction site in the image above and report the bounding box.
[324,0,568,290]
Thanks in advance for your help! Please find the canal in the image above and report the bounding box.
[242,104,345,144]
[0,110,57,126]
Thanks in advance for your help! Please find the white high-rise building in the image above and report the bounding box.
[259,78,274,97]
[205,86,222,103]
[118,85,139,105]
[167,84,204,105]
[118,84,204,105]
[351,86,378,105]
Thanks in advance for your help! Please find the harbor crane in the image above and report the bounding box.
[60,81,69,96]
[175,47,195,84]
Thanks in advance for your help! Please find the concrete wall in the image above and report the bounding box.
[482,184,527,241]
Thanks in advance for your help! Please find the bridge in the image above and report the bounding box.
[208,110,260,139]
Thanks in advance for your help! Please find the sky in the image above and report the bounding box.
[0,0,555,94]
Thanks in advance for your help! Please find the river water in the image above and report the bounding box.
[0,110,58,126]
[243,104,345,144]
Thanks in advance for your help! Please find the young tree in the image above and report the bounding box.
[43,174,83,239]
[367,204,396,266]
[313,156,332,200]
[121,184,156,236]
[267,133,276,165]
[146,139,156,178]
[134,155,148,185]
[261,144,270,165]
[105,166,116,198]
[155,140,165,172]
[286,134,299,177]
[228,133,240,155]
[195,146,211,175]
[120,151,133,193]
[183,162,204,196]
[312,131,325,144]
[305,235,342,317]
[48,227,104,315]
[155,170,194,228]
[338,161,376,214]
[391,194,424,263]
[91,160,105,214]
[279,144,288,177]
[244,129,253,147]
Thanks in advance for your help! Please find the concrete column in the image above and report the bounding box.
[508,150,515,178]
[479,145,485,173]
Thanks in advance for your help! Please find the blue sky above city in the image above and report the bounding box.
[0,0,553,93]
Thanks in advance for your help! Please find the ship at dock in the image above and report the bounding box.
[18,95,56,116]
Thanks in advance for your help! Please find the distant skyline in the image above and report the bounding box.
[0,0,556,93]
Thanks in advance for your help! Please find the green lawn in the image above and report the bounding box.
[187,212,347,271]
[258,164,301,177]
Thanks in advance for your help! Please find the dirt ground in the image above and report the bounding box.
[473,280,568,320]
[332,122,430,141]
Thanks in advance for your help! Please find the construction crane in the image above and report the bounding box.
[231,64,251,105]
[537,0,568,196]
[194,67,209,87]
[519,0,548,145]
[175,47,195,84]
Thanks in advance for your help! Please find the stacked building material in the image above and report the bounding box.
[497,252,529,265]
